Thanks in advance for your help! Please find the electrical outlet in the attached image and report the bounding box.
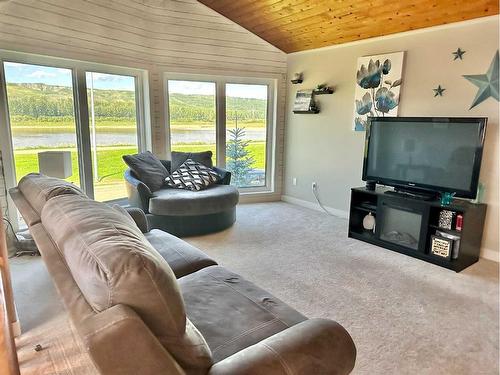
[312,181,317,190]
[292,177,297,186]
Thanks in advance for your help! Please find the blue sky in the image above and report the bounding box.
[4,62,268,99]
[168,80,268,100]
[4,62,135,90]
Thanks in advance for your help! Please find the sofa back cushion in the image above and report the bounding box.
[171,151,213,172]
[122,151,169,192]
[41,194,212,373]
[18,173,86,214]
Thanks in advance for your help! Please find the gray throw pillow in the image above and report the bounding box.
[171,151,213,172]
[122,151,169,192]
[165,159,220,191]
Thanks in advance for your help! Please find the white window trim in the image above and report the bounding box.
[0,50,151,224]
[164,72,277,194]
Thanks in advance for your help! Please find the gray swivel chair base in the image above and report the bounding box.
[146,208,236,237]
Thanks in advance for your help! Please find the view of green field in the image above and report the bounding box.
[7,82,267,201]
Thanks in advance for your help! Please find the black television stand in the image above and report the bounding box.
[348,186,486,272]
[384,188,437,201]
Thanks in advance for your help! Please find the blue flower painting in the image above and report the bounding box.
[353,52,405,131]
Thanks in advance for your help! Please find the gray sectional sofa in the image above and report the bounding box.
[10,173,356,375]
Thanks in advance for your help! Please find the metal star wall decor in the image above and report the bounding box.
[452,48,466,60]
[463,50,499,109]
[433,85,446,97]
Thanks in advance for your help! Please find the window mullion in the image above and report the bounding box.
[266,83,275,191]
[0,60,19,229]
[73,68,94,198]
[216,80,226,168]
[134,74,145,152]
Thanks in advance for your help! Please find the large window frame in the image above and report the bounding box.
[0,50,150,225]
[164,73,276,194]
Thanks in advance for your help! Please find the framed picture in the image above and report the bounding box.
[293,90,314,111]
[430,235,453,260]
[353,52,405,131]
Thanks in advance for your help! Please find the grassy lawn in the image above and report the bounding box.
[14,142,266,201]
[171,142,265,169]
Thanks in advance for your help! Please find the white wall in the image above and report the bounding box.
[0,0,288,214]
[284,17,499,261]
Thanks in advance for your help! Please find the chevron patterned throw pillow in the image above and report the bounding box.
[165,159,220,191]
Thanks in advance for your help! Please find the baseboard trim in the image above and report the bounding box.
[239,192,281,204]
[281,195,349,219]
[480,247,499,263]
[281,195,498,262]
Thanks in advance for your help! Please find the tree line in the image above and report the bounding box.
[7,83,267,122]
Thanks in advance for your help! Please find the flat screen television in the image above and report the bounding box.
[363,117,487,199]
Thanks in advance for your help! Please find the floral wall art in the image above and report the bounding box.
[353,52,405,131]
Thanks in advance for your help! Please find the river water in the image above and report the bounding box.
[12,128,266,148]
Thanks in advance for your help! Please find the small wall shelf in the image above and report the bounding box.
[291,79,303,84]
[313,88,334,95]
[293,109,320,114]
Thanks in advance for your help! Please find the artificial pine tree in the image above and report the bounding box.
[226,114,255,187]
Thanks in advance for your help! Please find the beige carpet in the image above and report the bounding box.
[10,202,499,374]
[186,202,499,375]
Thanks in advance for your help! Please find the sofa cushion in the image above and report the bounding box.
[17,173,86,215]
[171,151,213,172]
[179,266,307,362]
[149,185,239,216]
[41,194,212,373]
[165,159,220,192]
[144,229,217,278]
[123,151,169,192]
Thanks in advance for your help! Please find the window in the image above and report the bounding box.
[165,75,275,191]
[3,62,82,188]
[0,52,148,210]
[225,83,268,187]
[167,80,217,162]
[86,72,139,201]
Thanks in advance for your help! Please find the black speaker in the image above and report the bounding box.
[365,181,376,190]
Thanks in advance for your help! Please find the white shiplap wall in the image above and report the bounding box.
[0,0,288,208]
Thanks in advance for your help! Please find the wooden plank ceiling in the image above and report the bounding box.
[197,0,499,53]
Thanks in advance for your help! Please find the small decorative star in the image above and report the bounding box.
[433,85,446,97]
[463,50,499,109]
[452,48,466,61]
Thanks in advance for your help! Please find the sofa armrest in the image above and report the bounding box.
[80,304,186,375]
[124,169,153,212]
[124,207,150,233]
[212,167,231,185]
[208,319,356,375]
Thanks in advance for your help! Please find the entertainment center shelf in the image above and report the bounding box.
[348,187,487,272]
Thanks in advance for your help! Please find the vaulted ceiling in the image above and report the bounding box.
[198,0,499,53]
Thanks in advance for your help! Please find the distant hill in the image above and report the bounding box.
[6,83,266,123]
